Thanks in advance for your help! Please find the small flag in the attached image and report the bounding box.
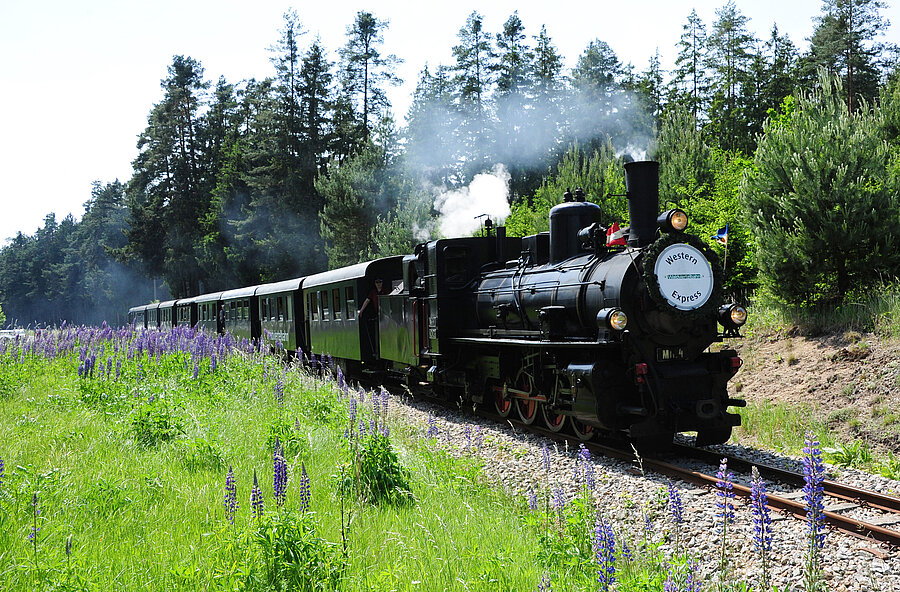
[712,224,728,245]
[606,222,627,246]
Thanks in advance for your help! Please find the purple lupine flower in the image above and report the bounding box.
[686,560,701,592]
[273,438,288,508]
[527,487,538,511]
[251,470,264,520]
[0,455,4,489]
[274,375,285,408]
[193,361,199,380]
[541,443,551,473]
[551,487,566,512]
[115,358,121,381]
[574,443,596,490]
[750,466,773,555]
[294,417,301,431]
[592,517,616,592]
[210,354,217,373]
[537,574,553,592]
[667,480,683,525]
[425,415,438,439]
[464,425,473,450]
[224,466,239,524]
[65,534,72,557]
[803,432,827,589]
[620,537,632,562]
[298,463,311,513]
[349,396,358,426]
[29,492,40,541]
[716,458,735,574]
[715,458,735,531]
[336,366,345,396]
[474,426,484,453]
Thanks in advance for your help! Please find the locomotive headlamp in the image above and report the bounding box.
[718,303,748,328]
[597,308,628,331]
[657,209,688,233]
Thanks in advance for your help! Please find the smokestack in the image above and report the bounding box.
[625,161,660,248]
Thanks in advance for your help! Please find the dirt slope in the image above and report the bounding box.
[731,327,900,452]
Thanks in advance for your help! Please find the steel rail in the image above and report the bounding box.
[672,443,900,515]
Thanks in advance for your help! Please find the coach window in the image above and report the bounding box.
[308,292,318,321]
[276,297,283,321]
[286,298,293,321]
[333,288,342,320]
[345,286,355,320]
[321,290,330,320]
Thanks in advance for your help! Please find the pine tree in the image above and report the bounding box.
[671,9,709,121]
[802,0,890,114]
[743,72,900,306]
[705,1,756,152]
[339,11,402,142]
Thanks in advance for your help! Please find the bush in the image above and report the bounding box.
[742,71,900,307]
[340,433,413,506]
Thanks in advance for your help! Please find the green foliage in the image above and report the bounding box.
[743,71,900,307]
[505,141,626,237]
[317,144,394,268]
[128,399,185,447]
[0,302,5,327]
[341,433,412,506]
[176,436,226,472]
[823,440,873,468]
[655,103,713,207]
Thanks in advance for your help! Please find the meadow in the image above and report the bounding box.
[0,325,833,591]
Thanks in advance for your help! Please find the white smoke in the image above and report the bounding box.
[434,164,512,238]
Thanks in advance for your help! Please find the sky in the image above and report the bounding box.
[1,0,898,245]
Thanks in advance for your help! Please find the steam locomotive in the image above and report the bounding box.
[129,161,747,447]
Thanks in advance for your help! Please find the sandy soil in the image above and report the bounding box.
[730,326,900,452]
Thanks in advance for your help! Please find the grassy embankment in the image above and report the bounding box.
[2,326,709,591]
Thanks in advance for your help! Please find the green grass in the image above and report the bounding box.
[1,330,609,591]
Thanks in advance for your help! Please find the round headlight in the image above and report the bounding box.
[610,310,628,331]
[669,209,688,231]
[730,305,748,326]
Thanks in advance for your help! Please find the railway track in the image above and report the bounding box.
[462,401,900,550]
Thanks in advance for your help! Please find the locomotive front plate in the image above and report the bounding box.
[652,243,715,311]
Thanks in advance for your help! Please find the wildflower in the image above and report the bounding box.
[593,517,616,592]
[750,466,772,588]
[0,455,4,489]
[620,537,632,562]
[224,465,238,524]
[474,426,484,452]
[65,534,72,557]
[425,415,438,439]
[464,425,473,450]
[803,432,827,592]
[667,480,683,551]
[273,438,288,508]
[527,487,538,511]
[251,470,264,520]
[667,480,683,526]
[537,574,553,592]
[541,443,551,473]
[574,443,595,490]
[274,376,285,408]
[294,417,301,431]
[716,458,735,573]
[29,492,40,541]
[551,487,566,514]
[379,386,390,417]
[298,463,311,512]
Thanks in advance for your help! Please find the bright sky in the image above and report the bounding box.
[1,0,897,244]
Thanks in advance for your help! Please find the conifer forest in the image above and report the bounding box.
[2,0,900,327]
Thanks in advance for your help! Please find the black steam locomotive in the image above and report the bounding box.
[129,161,747,447]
